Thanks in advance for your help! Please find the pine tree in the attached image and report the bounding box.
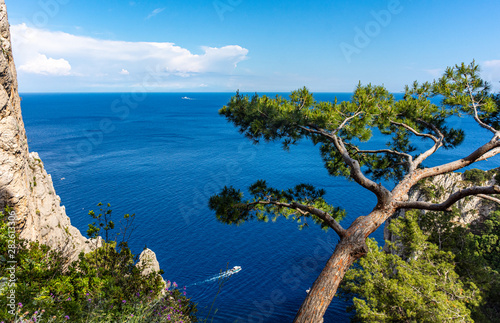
[209,62,500,322]
[340,211,480,323]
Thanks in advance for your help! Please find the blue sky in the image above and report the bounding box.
[6,0,500,92]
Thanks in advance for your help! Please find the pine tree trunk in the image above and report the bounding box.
[293,234,368,323]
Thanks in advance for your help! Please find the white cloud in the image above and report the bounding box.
[483,60,500,90]
[424,68,443,78]
[11,24,249,90]
[19,53,71,75]
[146,8,165,19]
[483,60,500,68]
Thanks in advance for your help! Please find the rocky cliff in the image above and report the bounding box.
[0,1,95,261]
[0,1,166,284]
[384,169,500,245]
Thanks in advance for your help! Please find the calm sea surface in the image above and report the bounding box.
[20,92,498,322]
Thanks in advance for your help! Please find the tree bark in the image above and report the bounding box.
[293,163,500,321]
[293,203,399,322]
[293,217,374,323]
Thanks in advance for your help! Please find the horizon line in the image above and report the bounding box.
[19,91,404,95]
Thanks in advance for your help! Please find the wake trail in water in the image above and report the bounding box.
[189,266,241,287]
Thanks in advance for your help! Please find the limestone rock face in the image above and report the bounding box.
[0,0,168,284]
[0,0,95,261]
[137,248,168,291]
[384,170,499,246]
[137,248,162,276]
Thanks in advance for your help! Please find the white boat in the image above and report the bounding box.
[230,266,242,274]
[182,96,193,100]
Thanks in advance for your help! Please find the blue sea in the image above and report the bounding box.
[20,92,499,322]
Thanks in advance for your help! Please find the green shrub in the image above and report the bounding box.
[463,168,491,184]
[420,185,436,201]
[0,205,197,322]
[340,210,480,322]
[341,207,500,323]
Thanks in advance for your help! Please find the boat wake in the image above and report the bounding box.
[190,266,241,286]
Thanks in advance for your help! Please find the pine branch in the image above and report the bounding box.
[349,145,413,162]
[298,124,392,204]
[335,111,363,133]
[331,134,392,204]
[466,81,498,134]
[395,185,500,211]
[475,146,500,162]
[411,118,445,167]
[389,119,446,171]
[416,118,445,141]
[390,120,439,142]
[419,138,500,179]
[477,194,500,205]
[248,200,346,237]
